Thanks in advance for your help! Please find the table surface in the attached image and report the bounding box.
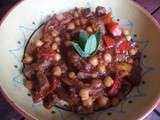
[0,0,160,120]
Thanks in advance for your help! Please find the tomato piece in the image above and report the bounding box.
[104,36,116,48]
[117,41,129,53]
[105,12,112,24]
[108,80,121,96]
[108,22,122,37]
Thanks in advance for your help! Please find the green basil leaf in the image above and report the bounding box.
[79,32,88,50]
[92,31,102,54]
[72,31,102,58]
[72,42,90,57]
[84,34,97,55]
[95,31,102,44]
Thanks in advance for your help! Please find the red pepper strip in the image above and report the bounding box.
[117,40,129,53]
[37,48,55,60]
[105,12,112,24]
[108,22,122,37]
[104,36,116,48]
[108,80,121,96]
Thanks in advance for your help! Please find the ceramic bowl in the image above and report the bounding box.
[0,0,160,120]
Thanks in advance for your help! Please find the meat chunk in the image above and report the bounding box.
[59,12,73,26]
[36,71,49,90]
[43,94,59,109]
[82,8,93,17]
[23,65,34,79]
[31,71,50,103]
[97,19,106,35]
[67,48,82,70]
[95,6,106,17]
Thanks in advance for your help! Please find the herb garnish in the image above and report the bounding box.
[72,31,102,57]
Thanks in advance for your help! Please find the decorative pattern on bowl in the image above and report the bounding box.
[0,0,160,120]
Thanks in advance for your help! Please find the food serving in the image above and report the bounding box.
[22,6,142,114]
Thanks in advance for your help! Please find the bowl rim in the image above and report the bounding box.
[129,1,160,120]
[0,0,160,120]
[0,1,35,119]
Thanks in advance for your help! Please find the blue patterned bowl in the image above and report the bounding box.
[0,0,160,120]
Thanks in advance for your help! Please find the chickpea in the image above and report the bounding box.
[56,14,64,21]
[80,18,87,25]
[79,89,90,101]
[126,35,132,41]
[104,61,109,66]
[99,59,104,64]
[52,43,58,50]
[43,43,50,48]
[123,29,130,35]
[92,23,98,32]
[82,97,93,107]
[128,58,133,64]
[77,72,85,79]
[86,26,93,33]
[97,64,106,73]
[54,37,61,43]
[75,19,81,26]
[53,66,62,76]
[56,49,60,53]
[97,96,108,107]
[65,41,72,47]
[91,72,98,78]
[22,55,33,64]
[129,48,138,56]
[103,53,112,63]
[68,72,76,79]
[53,53,61,61]
[104,76,114,87]
[25,53,29,57]
[34,39,43,47]
[51,30,59,37]
[67,22,75,31]
[24,80,33,90]
[89,56,98,66]
[48,25,54,31]
[74,11,79,18]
